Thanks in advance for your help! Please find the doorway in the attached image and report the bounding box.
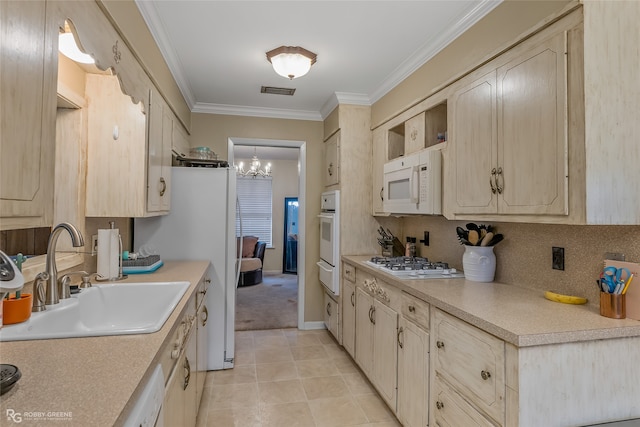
[283,197,298,274]
[228,137,306,332]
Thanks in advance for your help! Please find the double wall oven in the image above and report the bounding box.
[317,190,340,296]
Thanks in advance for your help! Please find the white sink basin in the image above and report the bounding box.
[0,281,190,341]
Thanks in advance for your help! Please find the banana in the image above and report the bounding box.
[544,290,587,305]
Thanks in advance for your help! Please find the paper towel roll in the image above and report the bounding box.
[97,229,120,279]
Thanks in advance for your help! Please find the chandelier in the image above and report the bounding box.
[266,46,317,80]
[236,148,272,178]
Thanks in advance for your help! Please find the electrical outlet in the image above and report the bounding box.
[552,247,564,270]
[91,235,98,256]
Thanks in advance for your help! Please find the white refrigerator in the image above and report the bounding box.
[134,167,236,370]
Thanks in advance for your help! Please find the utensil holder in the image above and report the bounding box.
[600,292,626,319]
[2,294,33,325]
[462,246,496,282]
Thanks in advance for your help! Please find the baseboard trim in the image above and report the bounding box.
[300,321,326,331]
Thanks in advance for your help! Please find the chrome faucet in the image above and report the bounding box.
[44,223,84,305]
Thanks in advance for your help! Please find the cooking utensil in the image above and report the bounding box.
[487,233,504,246]
[455,227,470,245]
[480,232,494,246]
[468,230,480,245]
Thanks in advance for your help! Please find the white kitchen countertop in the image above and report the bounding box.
[343,255,640,346]
[0,261,209,427]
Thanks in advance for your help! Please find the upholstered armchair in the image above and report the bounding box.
[237,236,267,287]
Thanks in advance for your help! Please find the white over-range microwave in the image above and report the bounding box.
[383,149,442,215]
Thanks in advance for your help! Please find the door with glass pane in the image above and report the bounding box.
[283,197,298,274]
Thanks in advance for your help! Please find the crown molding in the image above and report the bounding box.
[192,102,323,121]
[135,0,196,109]
[369,0,502,104]
[320,92,371,119]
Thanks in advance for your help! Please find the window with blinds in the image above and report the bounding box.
[236,176,273,247]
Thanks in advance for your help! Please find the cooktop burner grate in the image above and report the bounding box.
[366,256,463,279]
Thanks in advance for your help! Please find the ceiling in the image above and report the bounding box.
[135,1,501,122]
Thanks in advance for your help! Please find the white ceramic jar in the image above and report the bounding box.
[462,246,496,282]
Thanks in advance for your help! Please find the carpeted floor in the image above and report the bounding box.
[235,273,298,331]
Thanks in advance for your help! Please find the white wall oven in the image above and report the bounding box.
[317,190,340,296]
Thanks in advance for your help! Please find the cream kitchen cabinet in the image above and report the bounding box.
[146,88,172,213]
[446,27,568,218]
[342,264,356,358]
[355,275,398,410]
[431,308,505,426]
[0,0,56,230]
[324,131,340,187]
[371,127,387,216]
[397,292,430,427]
[324,292,339,340]
[164,290,198,427]
[85,75,171,217]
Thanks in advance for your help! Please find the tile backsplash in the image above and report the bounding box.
[399,216,640,307]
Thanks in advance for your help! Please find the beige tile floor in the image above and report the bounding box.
[196,328,402,427]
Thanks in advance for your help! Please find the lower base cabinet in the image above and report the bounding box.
[354,283,398,411]
[324,292,339,340]
[342,279,356,357]
[397,318,430,427]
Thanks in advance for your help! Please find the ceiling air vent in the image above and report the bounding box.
[261,86,296,96]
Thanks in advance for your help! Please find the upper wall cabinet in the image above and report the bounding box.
[85,77,171,217]
[372,127,387,215]
[443,10,584,223]
[0,1,56,230]
[447,29,567,217]
[324,131,340,187]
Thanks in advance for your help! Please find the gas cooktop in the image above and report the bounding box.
[365,256,464,279]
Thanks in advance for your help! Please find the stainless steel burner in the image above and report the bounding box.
[366,256,464,279]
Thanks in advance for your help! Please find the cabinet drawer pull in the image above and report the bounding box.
[436,401,444,410]
[436,340,445,349]
[408,305,416,313]
[159,177,167,196]
[350,291,355,307]
[183,356,191,390]
[481,370,492,380]
[490,168,497,194]
[201,305,209,326]
[397,326,404,349]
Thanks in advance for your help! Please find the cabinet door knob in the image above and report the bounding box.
[481,370,492,380]
[436,340,445,349]
[436,401,444,410]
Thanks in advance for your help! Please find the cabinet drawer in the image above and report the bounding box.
[343,263,356,283]
[433,376,496,427]
[401,292,429,331]
[433,309,505,424]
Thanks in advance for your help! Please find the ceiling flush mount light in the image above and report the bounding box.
[59,30,95,64]
[266,46,317,80]
[236,148,272,178]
